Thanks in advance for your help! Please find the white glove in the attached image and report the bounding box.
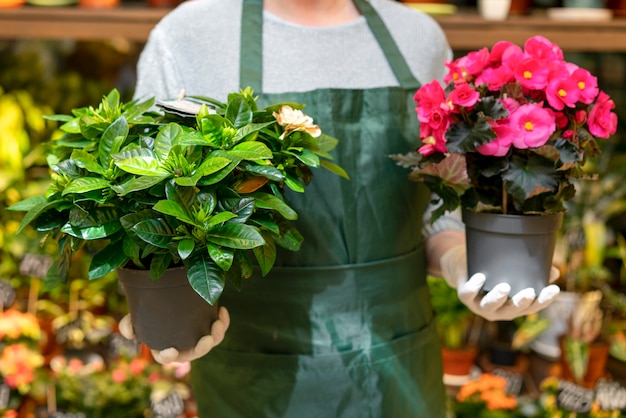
[119,306,230,364]
[440,245,560,321]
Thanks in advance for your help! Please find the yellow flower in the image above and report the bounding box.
[273,105,321,140]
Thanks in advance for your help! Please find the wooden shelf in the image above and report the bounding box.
[0,6,169,42]
[1,6,626,52]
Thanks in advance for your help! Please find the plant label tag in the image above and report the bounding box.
[54,317,84,345]
[595,379,626,411]
[0,279,16,309]
[19,253,52,279]
[108,332,140,358]
[491,368,524,396]
[0,384,10,409]
[151,391,185,418]
[557,380,594,413]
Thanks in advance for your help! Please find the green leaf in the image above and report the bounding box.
[132,218,176,248]
[503,154,560,203]
[226,96,253,128]
[253,235,276,276]
[154,123,183,161]
[178,239,195,260]
[271,218,303,251]
[284,173,305,193]
[207,223,265,249]
[446,117,496,154]
[150,253,172,280]
[206,212,238,229]
[71,149,106,175]
[250,192,298,220]
[233,121,275,142]
[153,200,194,224]
[186,250,225,305]
[195,156,232,177]
[7,195,47,212]
[227,142,273,161]
[61,221,122,240]
[289,148,320,167]
[88,243,129,279]
[208,243,234,271]
[245,164,285,181]
[112,148,170,176]
[320,160,350,180]
[111,175,169,196]
[99,116,129,169]
[62,177,111,195]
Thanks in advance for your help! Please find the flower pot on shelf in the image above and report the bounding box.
[559,337,610,388]
[441,346,479,377]
[462,210,563,295]
[117,266,219,351]
[478,0,511,20]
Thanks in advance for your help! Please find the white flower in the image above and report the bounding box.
[273,105,321,140]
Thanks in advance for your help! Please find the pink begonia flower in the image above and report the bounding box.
[448,82,480,108]
[588,91,618,138]
[456,47,490,78]
[418,131,448,156]
[130,358,147,375]
[443,61,466,84]
[554,111,569,129]
[574,110,587,124]
[571,67,599,104]
[546,76,580,110]
[476,66,514,91]
[515,57,550,90]
[509,103,556,149]
[563,130,575,140]
[489,41,521,66]
[524,35,564,62]
[501,98,521,115]
[477,123,514,157]
[414,80,447,123]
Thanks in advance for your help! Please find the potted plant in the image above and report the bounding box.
[427,276,479,378]
[392,35,618,295]
[8,88,348,350]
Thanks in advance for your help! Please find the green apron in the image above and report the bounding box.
[191,1,446,416]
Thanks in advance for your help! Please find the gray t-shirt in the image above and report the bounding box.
[134,0,452,101]
[133,0,463,236]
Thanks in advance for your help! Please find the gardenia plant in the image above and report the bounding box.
[9,88,348,305]
[392,35,617,222]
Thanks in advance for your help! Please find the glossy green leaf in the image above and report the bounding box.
[284,173,305,193]
[150,252,172,280]
[206,212,238,229]
[245,164,284,181]
[320,160,350,180]
[98,116,129,169]
[208,243,234,271]
[111,175,170,196]
[227,142,273,161]
[253,236,276,276]
[154,123,183,161]
[112,148,170,176]
[226,96,253,128]
[7,195,47,212]
[71,149,106,175]
[186,250,225,305]
[132,218,176,248]
[207,223,265,249]
[153,200,194,224]
[62,177,111,195]
[250,192,298,220]
[61,221,122,240]
[178,239,195,260]
[88,243,129,279]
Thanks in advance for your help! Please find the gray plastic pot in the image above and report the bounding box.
[118,266,219,351]
[462,209,563,295]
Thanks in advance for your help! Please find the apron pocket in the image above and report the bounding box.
[191,320,446,418]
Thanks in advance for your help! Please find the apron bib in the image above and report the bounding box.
[191,1,446,416]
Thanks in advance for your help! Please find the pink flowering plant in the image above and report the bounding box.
[393,36,618,221]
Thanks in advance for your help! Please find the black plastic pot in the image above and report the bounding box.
[117,266,219,351]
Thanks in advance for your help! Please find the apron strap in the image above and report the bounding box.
[239,0,421,92]
[240,0,264,92]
